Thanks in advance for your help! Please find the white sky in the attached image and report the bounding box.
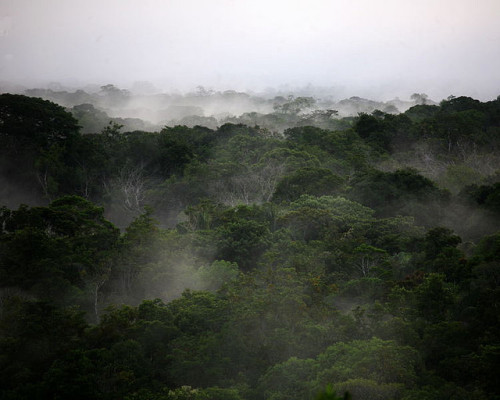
[1,0,500,100]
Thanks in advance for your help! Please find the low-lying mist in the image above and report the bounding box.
[2,82,438,134]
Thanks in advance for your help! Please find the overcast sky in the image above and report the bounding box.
[1,0,499,100]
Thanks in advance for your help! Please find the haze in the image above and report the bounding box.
[1,0,500,100]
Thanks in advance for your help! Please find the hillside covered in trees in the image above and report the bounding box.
[1,92,499,400]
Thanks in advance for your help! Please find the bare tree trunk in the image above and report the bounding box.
[119,163,148,212]
[36,168,52,201]
[94,278,106,323]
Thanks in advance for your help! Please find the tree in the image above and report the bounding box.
[0,297,88,399]
[405,104,439,121]
[277,205,336,242]
[0,94,81,201]
[99,84,130,107]
[215,219,270,270]
[273,96,316,115]
[272,167,344,203]
[196,260,240,292]
[354,113,396,152]
[0,94,80,148]
[348,168,448,223]
[71,103,115,133]
[165,291,231,387]
[111,208,161,300]
[315,385,351,400]
[351,244,390,278]
[316,338,419,387]
[258,357,318,400]
[0,196,120,309]
[414,273,456,323]
[423,227,461,260]
[284,126,330,146]
[461,183,500,215]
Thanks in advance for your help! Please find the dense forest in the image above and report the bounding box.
[0,91,499,400]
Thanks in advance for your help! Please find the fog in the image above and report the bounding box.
[1,0,500,101]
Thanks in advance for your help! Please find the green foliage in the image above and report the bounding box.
[0,196,119,303]
[405,104,440,121]
[353,111,413,153]
[0,93,80,147]
[348,168,448,224]
[355,113,391,151]
[1,94,500,400]
[414,273,457,323]
[337,379,405,400]
[215,219,271,270]
[316,338,420,386]
[461,183,500,215]
[284,126,330,146]
[196,260,240,291]
[0,94,82,202]
[471,232,500,263]
[272,168,344,203]
[315,385,351,400]
[274,96,316,115]
[0,297,88,398]
[258,357,318,400]
[441,164,483,194]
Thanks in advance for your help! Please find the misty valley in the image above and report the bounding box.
[0,87,499,400]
